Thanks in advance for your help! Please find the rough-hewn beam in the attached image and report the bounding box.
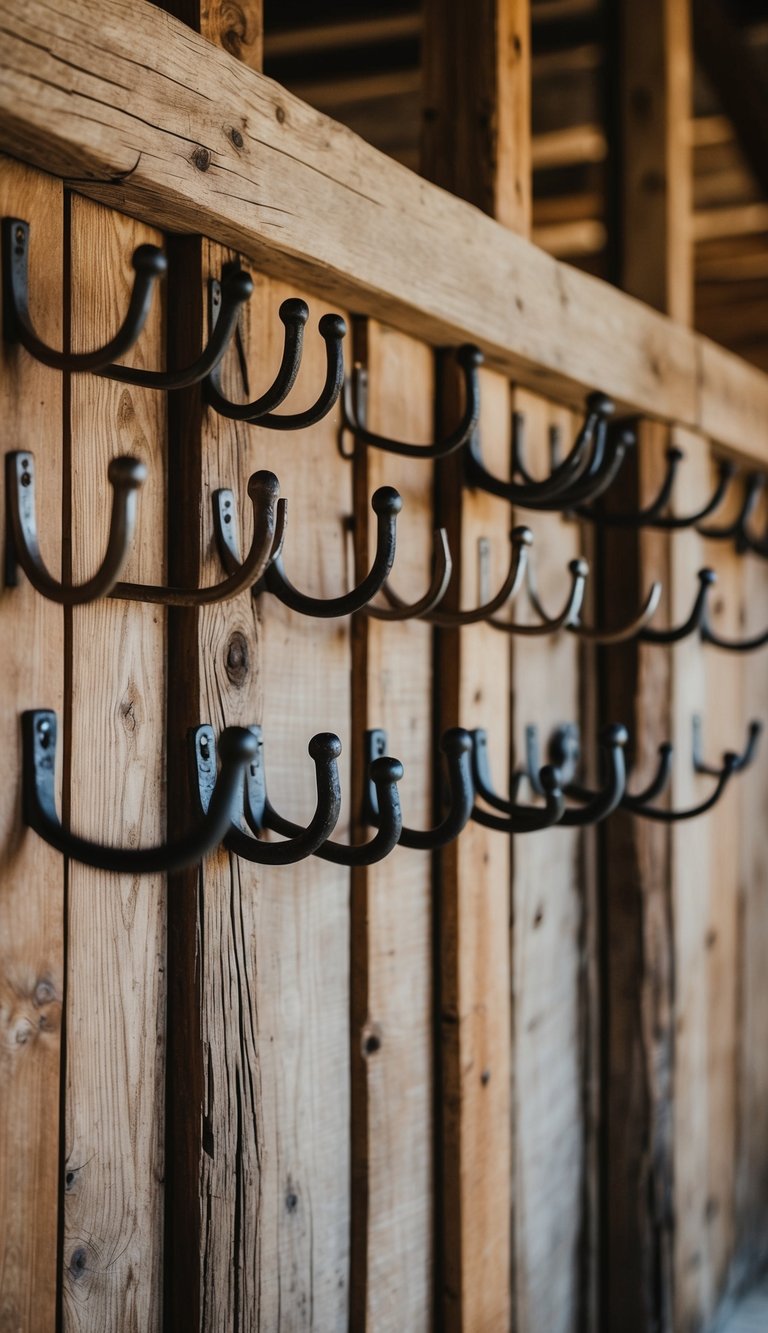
[1,0,768,456]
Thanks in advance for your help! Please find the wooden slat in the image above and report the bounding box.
[0,156,64,1333]
[3,0,768,454]
[63,197,166,1329]
[350,323,435,1331]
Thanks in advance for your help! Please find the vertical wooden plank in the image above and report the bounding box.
[421,4,529,1327]
[0,156,64,1333]
[508,393,586,1333]
[604,2,693,1326]
[63,198,166,1329]
[350,323,435,1332]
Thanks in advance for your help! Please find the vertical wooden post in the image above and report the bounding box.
[0,157,64,1333]
[421,4,530,1328]
[603,3,692,1327]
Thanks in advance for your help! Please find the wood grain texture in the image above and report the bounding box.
[63,197,166,1331]
[0,155,64,1333]
[4,0,768,453]
[508,392,585,1333]
[350,323,435,1332]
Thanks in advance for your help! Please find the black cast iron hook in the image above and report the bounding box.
[508,394,613,501]
[486,556,588,636]
[111,473,285,605]
[341,344,482,459]
[577,448,737,530]
[214,484,401,619]
[265,754,405,866]
[100,268,253,389]
[5,451,147,606]
[469,729,565,833]
[192,724,342,865]
[22,710,256,874]
[637,568,716,645]
[698,472,765,544]
[366,527,453,620]
[692,715,762,776]
[523,723,629,826]
[523,424,637,512]
[522,554,663,644]
[3,218,166,373]
[619,716,758,821]
[700,585,768,652]
[361,726,474,849]
[205,280,347,428]
[384,526,532,627]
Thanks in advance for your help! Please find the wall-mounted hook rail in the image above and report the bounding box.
[265,755,404,866]
[100,268,253,389]
[576,446,737,529]
[341,344,482,459]
[192,725,342,865]
[6,453,283,607]
[214,485,401,619]
[3,218,166,373]
[361,727,474,849]
[469,730,565,832]
[366,527,452,621]
[22,710,256,873]
[5,451,146,605]
[205,281,347,428]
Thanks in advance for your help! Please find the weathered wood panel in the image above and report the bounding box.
[0,155,64,1333]
[350,322,435,1331]
[5,0,768,455]
[63,197,166,1330]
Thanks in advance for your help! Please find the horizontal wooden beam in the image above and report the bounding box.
[1,0,768,458]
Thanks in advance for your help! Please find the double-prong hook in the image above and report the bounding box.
[341,344,482,459]
[22,710,257,873]
[636,567,768,652]
[517,723,629,826]
[192,724,342,865]
[6,453,284,607]
[520,554,662,643]
[205,282,347,428]
[3,218,167,374]
[214,485,401,619]
[381,526,532,627]
[469,730,565,833]
[576,445,737,529]
[361,727,474,849]
[266,755,404,866]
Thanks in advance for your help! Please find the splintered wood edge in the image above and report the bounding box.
[1,0,767,456]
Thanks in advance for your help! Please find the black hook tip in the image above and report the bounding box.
[457,344,484,369]
[223,268,255,302]
[279,297,310,327]
[539,764,562,795]
[602,723,629,747]
[132,244,168,278]
[107,455,148,489]
[370,755,404,783]
[440,727,473,756]
[512,525,534,547]
[247,469,280,502]
[372,486,403,516]
[698,567,718,588]
[319,313,347,340]
[569,557,590,577]
[217,726,260,763]
[308,732,343,761]
[586,391,614,416]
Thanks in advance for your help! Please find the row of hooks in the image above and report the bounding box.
[9,451,768,650]
[6,218,764,558]
[22,709,761,873]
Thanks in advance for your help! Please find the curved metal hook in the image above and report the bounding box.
[624,743,674,804]
[101,269,253,389]
[522,556,662,644]
[693,715,762,776]
[362,726,474,849]
[577,449,737,530]
[22,710,256,874]
[388,526,532,627]
[487,556,588,636]
[214,485,401,619]
[193,724,342,865]
[469,732,565,833]
[3,218,166,373]
[523,424,637,512]
[465,392,617,508]
[112,472,284,605]
[366,527,453,621]
[638,568,716,645]
[5,451,147,606]
[204,295,308,420]
[524,723,628,826]
[699,472,765,543]
[341,344,482,459]
[700,584,768,652]
[266,755,404,865]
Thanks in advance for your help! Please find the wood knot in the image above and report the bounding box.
[191,147,211,172]
[361,1023,382,1057]
[224,632,250,686]
[69,1247,88,1281]
[229,127,244,149]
